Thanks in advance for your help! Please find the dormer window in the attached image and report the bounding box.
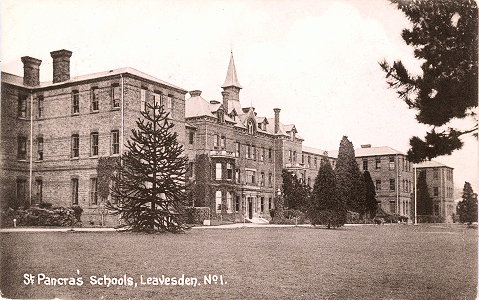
[218,111,224,123]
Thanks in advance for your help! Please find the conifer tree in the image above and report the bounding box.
[457,181,478,224]
[363,171,378,219]
[335,136,366,216]
[380,0,478,163]
[416,170,433,216]
[108,102,188,233]
[309,157,346,228]
[282,169,311,212]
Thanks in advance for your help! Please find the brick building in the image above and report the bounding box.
[1,50,188,219]
[414,160,455,223]
[330,145,415,220]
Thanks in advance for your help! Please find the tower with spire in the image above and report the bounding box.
[221,51,243,115]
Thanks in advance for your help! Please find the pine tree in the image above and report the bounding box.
[457,181,478,224]
[335,136,366,216]
[380,0,478,163]
[363,171,378,219]
[309,157,346,228]
[108,102,188,233]
[416,170,433,216]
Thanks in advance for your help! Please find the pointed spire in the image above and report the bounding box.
[222,51,242,89]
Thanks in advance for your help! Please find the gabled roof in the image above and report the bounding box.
[221,52,242,89]
[328,146,405,159]
[414,160,453,169]
[2,68,187,93]
[227,99,244,115]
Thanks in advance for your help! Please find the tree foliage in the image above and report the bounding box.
[416,170,433,215]
[457,181,478,224]
[108,102,188,233]
[281,169,311,212]
[309,157,346,228]
[363,171,378,218]
[380,0,478,163]
[335,136,366,216]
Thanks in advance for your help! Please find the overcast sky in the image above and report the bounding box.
[2,0,477,194]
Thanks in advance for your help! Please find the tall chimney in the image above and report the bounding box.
[21,56,42,86]
[274,108,281,134]
[189,90,202,97]
[222,91,229,114]
[50,49,72,83]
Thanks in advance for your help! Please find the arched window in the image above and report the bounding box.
[247,119,255,135]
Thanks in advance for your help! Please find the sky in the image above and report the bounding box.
[2,0,477,195]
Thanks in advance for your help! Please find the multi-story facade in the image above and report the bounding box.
[414,160,455,223]
[330,145,415,219]
[184,53,334,221]
[1,50,188,217]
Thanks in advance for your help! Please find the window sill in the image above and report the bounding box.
[90,156,99,159]
[71,113,80,116]
[111,107,120,111]
[110,154,120,157]
[71,157,80,160]
[17,159,28,162]
[90,110,99,114]
[34,160,43,163]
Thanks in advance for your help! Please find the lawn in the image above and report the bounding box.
[1,224,477,300]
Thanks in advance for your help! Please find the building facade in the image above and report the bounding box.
[414,160,455,223]
[1,50,188,219]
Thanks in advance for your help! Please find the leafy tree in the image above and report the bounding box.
[335,136,366,216]
[457,181,478,224]
[309,157,346,228]
[108,102,188,233]
[416,170,433,215]
[363,171,378,219]
[281,169,311,212]
[380,0,478,163]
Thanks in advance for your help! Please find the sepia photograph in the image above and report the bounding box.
[1,0,477,299]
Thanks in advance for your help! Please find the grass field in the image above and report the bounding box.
[0,224,477,300]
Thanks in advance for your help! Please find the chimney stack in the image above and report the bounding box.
[189,90,202,97]
[361,144,372,148]
[50,49,72,83]
[21,56,42,86]
[274,108,281,134]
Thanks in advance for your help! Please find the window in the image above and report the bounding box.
[215,163,222,180]
[315,157,318,168]
[390,179,395,191]
[268,173,272,187]
[189,132,194,144]
[227,192,232,213]
[91,87,99,111]
[227,163,233,180]
[112,85,121,108]
[188,162,195,178]
[235,169,240,183]
[246,170,256,184]
[111,130,120,155]
[16,179,27,207]
[434,187,439,197]
[35,179,43,204]
[289,150,292,163]
[260,172,265,186]
[308,177,311,186]
[260,148,264,161]
[260,197,264,213]
[235,142,240,157]
[269,148,272,161]
[17,136,27,160]
[71,134,79,158]
[389,156,395,170]
[18,95,27,118]
[302,154,305,164]
[217,111,224,123]
[215,191,222,212]
[363,159,368,171]
[90,132,99,156]
[72,90,80,114]
[72,178,79,205]
[253,146,256,160]
[220,136,226,149]
[247,119,255,135]
[37,95,44,118]
[247,144,251,159]
[214,134,219,149]
[167,95,172,109]
[433,169,438,179]
[293,151,297,163]
[375,158,381,169]
[90,178,98,205]
[37,137,43,161]
[268,197,272,210]
[308,155,311,167]
[376,180,381,191]
[140,89,146,112]
[154,93,162,107]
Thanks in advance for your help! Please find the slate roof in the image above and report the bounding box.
[414,160,453,169]
[2,68,187,93]
[328,146,405,158]
[302,145,329,156]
